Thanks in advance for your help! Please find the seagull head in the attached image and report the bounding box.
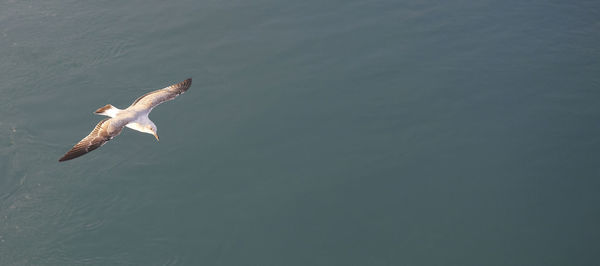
[145,124,159,142]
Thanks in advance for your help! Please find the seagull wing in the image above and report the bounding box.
[59,118,123,162]
[130,78,191,110]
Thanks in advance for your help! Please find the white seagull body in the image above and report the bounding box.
[59,78,192,162]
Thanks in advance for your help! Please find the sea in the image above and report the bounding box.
[1,0,599,265]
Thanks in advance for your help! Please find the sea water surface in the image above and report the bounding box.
[1,0,599,265]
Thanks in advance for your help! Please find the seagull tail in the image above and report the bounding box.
[94,104,120,117]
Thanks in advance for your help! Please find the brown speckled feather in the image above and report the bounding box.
[131,78,191,109]
[58,118,123,162]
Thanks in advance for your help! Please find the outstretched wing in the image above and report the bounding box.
[58,118,122,162]
[130,78,191,110]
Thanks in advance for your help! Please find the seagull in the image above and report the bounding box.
[58,78,192,162]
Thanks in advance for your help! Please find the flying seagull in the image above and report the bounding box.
[58,78,192,162]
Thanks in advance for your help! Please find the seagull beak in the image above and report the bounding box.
[153,132,159,141]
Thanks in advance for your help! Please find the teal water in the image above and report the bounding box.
[1,0,599,265]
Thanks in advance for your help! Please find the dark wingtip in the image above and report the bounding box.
[177,78,192,92]
[183,78,191,87]
[58,153,71,162]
